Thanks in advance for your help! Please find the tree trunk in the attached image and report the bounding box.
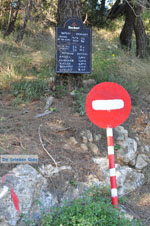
[56,0,83,90]
[99,0,106,17]
[108,0,148,58]
[120,2,135,49]
[133,6,147,57]
[57,0,82,25]
[16,0,32,43]
[3,0,21,37]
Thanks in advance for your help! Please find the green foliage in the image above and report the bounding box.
[69,179,78,187]
[42,186,142,226]
[73,89,87,115]
[0,0,57,34]
[92,47,118,83]
[50,85,67,99]
[0,0,10,29]
[49,107,59,112]
[21,213,35,226]
[118,196,129,204]
[114,144,121,150]
[92,33,140,98]
[142,10,150,35]
[10,79,48,102]
[82,0,107,27]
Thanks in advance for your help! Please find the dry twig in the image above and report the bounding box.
[38,124,58,167]
[55,127,70,133]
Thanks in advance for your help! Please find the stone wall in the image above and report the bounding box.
[0,126,150,225]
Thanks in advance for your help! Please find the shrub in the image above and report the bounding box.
[42,187,142,226]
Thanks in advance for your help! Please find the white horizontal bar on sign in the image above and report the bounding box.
[111,188,117,197]
[92,99,124,111]
[110,168,116,177]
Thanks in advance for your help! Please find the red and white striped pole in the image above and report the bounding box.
[106,127,118,207]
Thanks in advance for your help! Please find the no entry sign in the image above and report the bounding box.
[85,82,131,129]
[85,82,131,207]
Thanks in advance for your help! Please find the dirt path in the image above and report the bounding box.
[0,90,150,224]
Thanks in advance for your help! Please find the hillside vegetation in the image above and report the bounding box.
[0,17,150,226]
[0,17,150,104]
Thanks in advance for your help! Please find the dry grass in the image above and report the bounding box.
[0,23,150,97]
[92,25,150,95]
[0,27,55,88]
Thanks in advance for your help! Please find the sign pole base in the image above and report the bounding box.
[106,127,118,207]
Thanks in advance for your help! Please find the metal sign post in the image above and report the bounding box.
[106,127,118,206]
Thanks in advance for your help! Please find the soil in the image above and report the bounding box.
[0,88,150,224]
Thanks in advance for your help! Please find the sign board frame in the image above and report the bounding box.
[55,17,92,74]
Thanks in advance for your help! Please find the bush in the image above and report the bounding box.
[42,187,142,226]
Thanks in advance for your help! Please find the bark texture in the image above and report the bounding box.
[120,3,135,49]
[133,6,147,57]
[57,0,82,25]
[3,0,21,37]
[16,0,32,43]
[108,0,148,57]
[56,0,83,90]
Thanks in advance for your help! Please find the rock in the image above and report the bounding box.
[80,130,93,143]
[69,137,78,145]
[92,157,111,185]
[135,136,140,144]
[0,216,9,226]
[39,164,72,177]
[139,145,145,153]
[80,143,88,152]
[88,143,99,155]
[116,165,145,196]
[94,134,102,142]
[129,159,136,166]
[0,164,57,226]
[0,185,9,199]
[116,137,137,166]
[86,130,93,142]
[92,157,145,196]
[62,182,89,202]
[44,96,54,110]
[82,136,88,144]
[135,154,148,170]
[144,145,150,156]
[114,126,128,140]
[143,164,150,184]
[83,79,96,88]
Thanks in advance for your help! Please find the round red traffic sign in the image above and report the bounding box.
[85,82,131,128]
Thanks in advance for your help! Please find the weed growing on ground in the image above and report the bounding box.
[50,85,67,98]
[10,80,48,102]
[41,186,143,226]
[72,88,88,115]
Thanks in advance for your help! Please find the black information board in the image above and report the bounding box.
[55,17,92,74]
